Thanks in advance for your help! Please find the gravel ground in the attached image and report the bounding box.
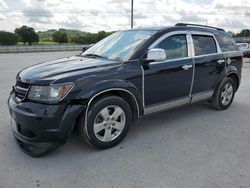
[0,52,250,188]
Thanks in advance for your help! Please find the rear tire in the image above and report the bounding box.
[79,95,132,149]
[211,77,236,110]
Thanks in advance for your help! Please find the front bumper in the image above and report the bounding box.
[8,95,85,146]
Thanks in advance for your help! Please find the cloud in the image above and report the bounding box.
[0,14,5,20]
[179,14,207,23]
[0,0,7,8]
[0,0,7,21]
[215,18,248,31]
[22,9,53,24]
[244,11,250,17]
[214,0,250,10]
[134,14,147,19]
[0,0,249,33]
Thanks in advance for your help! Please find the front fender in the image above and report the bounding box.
[77,79,143,116]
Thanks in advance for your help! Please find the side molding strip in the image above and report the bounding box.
[144,90,214,115]
[144,97,190,115]
[191,90,213,103]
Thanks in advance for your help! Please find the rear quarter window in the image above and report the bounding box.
[215,33,239,52]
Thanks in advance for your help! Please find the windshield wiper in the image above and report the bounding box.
[82,53,108,59]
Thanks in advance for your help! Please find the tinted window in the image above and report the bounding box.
[215,33,239,52]
[155,34,188,60]
[192,35,217,56]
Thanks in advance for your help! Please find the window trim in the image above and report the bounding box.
[148,30,224,63]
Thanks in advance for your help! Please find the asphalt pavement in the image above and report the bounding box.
[0,52,250,188]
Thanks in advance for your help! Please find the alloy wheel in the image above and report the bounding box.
[93,105,126,142]
[221,83,233,106]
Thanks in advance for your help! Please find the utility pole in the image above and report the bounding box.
[131,0,134,28]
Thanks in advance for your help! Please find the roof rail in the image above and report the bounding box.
[175,23,225,32]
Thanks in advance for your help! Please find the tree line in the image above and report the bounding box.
[2,25,250,46]
[0,25,113,45]
[0,26,39,45]
[230,29,250,38]
[51,30,113,44]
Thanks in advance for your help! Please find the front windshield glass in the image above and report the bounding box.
[81,30,156,61]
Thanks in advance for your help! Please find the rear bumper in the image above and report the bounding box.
[8,96,85,145]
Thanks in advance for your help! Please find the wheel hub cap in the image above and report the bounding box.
[221,83,233,106]
[93,105,126,142]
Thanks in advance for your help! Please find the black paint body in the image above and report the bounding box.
[8,26,243,146]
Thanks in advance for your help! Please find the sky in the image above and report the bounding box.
[0,0,250,33]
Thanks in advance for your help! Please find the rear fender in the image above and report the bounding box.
[212,66,240,98]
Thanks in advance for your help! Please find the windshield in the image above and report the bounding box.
[81,30,156,61]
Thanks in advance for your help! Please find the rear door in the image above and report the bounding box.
[190,31,226,100]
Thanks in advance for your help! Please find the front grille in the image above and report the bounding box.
[14,81,30,102]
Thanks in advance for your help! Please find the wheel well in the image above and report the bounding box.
[88,90,140,122]
[227,73,239,91]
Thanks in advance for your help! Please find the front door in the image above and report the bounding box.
[143,32,194,115]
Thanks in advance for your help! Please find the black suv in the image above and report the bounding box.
[8,23,242,156]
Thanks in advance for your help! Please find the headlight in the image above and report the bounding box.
[28,83,74,103]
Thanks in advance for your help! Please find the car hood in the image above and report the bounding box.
[17,55,120,84]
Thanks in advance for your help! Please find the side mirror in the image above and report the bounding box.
[146,48,166,62]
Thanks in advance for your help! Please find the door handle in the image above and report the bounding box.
[217,59,225,64]
[182,64,193,70]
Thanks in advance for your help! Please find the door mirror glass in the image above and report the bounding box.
[146,48,166,62]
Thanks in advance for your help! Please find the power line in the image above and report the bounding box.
[0,9,250,16]
[0,10,124,13]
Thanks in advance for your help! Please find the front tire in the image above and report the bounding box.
[79,95,132,149]
[212,77,236,110]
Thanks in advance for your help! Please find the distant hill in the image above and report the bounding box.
[38,29,89,42]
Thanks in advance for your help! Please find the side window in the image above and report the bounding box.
[155,34,188,60]
[214,33,239,52]
[192,35,217,56]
